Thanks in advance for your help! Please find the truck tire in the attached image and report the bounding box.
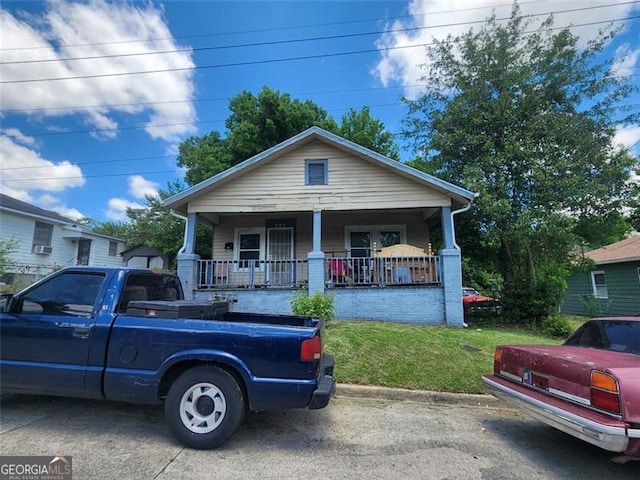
[164,365,245,449]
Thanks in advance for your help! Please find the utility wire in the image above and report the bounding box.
[3,1,637,65]
[0,0,557,52]
[2,14,638,84]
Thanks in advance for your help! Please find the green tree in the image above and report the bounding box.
[92,181,212,268]
[0,238,18,279]
[225,86,338,163]
[338,106,400,160]
[177,86,400,186]
[403,4,639,322]
[177,131,232,187]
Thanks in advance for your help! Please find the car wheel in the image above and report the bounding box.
[165,365,245,449]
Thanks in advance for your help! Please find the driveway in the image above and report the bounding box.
[0,390,636,480]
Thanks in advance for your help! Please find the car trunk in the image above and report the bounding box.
[496,345,639,418]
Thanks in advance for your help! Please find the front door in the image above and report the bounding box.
[266,227,294,286]
[77,239,92,265]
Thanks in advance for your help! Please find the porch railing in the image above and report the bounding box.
[326,256,440,287]
[197,255,440,289]
[197,259,309,289]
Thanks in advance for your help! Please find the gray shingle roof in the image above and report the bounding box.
[0,193,75,224]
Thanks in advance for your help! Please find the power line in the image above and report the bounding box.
[0,84,416,114]
[2,14,638,84]
[3,1,637,65]
[0,0,556,53]
[4,96,639,142]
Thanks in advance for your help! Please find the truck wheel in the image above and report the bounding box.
[165,365,245,449]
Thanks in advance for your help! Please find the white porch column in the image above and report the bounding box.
[307,209,325,295]
[177,212,200,300]
[440,205,465,326]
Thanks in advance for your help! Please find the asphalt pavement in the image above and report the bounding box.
[1,385,637,480]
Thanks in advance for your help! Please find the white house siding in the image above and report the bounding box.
[1,210,125,285]
[0,212,73,270]
[188,140,452,214]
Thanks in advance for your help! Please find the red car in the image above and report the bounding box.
[483,317,640,458]
[462,287,501,314]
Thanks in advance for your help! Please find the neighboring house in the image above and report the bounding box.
[561,236,640,317]
[0,193,126,286]
[121,244,169,270]
[164,127,477,326]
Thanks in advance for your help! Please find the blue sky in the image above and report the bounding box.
[1,0,639,222]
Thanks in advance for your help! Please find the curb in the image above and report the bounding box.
[335,383,502,408]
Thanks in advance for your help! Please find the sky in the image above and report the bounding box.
[1,0,639,223]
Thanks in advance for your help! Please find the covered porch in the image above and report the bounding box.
[175,206,465,325]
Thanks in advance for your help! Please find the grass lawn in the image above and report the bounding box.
[324,317,585,395]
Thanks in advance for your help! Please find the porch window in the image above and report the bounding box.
[345,225,406,255]
[32,221,53,250]
[591,270,608,298]
[234,228,265,271]
[305,159,328,185]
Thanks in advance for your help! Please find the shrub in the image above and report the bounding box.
[502,263,568,326]
[542,315,573,338]
[290,289,335,322]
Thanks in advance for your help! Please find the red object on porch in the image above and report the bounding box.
[328,259,347,276]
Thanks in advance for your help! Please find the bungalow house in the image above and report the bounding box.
[0,193,126,286]
[561,235,640,317]
[164,127,477,326]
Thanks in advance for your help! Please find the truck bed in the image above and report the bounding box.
[126,299,320,328]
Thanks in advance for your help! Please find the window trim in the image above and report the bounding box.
[590,270,608,299]
[233,227,265,272]
[305,159,328,185]
[32,221,53,252]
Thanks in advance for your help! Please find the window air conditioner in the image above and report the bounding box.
[34,245,53,254]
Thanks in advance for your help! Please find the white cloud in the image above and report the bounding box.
[615,125,640,152]
[373,0,640,98]
[37,193,85,221]
[0,134,85,199]
[128,175,159,199]
[1,0,197,142]
[1,128,36,147]
[613,43,640,77]
[105,197,146,221]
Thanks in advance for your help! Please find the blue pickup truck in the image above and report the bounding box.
[0,266,335,449]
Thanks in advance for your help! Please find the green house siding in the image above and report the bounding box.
[561,261,640,316]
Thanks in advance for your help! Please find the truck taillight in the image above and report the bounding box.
[493,348,502,373]
[590,371,621,414]
[301,336,322,361]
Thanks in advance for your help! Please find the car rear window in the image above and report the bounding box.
[564,320,640,355]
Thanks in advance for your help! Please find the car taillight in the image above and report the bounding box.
[493,348,502,373]
[301,335,322,361]
[590,371,621,414]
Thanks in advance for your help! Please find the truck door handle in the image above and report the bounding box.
[73,327,91,339]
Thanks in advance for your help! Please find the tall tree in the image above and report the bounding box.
[177,86,400,185]
[403,4,639,322]
[339,106,400,160]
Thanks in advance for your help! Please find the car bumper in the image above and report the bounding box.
[309,354,336,410]
[482,374,638,453]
